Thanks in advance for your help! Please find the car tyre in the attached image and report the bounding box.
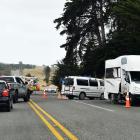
[13,91,18,103]
[23,95,29,102]
[7,101,11,112]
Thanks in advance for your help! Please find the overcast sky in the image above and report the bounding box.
[0,0,66,66]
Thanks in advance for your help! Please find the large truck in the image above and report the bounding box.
[104,55,140,104]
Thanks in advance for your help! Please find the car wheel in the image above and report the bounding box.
[79,92,86,100]
[23,95,29,102]
[13,91,18,103]
[11,99,13,109]
[27,93,30,100]
[7,101,11,112]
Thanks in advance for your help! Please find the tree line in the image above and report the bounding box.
[52,0,140,87]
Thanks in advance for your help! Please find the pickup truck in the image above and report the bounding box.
[0,76,31,103]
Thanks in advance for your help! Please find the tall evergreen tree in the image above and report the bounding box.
[108,0,140,52]
[54,0,112,61]
[53,0,140,81]
[44,66,51,83]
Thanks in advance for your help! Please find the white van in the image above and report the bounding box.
[61,76,104,100]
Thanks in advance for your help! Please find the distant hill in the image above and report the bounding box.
[0,63,36,75]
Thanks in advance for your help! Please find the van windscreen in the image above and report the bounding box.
[130,72,140,82]
[64,78,74,86]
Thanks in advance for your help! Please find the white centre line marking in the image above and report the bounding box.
[73,100,115,112]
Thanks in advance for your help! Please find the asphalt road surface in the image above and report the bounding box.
[1,92,140,140]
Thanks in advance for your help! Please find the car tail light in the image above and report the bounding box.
[2,90,9,97]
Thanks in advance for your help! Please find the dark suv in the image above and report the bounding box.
[0,80,13,112]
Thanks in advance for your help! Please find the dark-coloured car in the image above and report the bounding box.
[0,80,13,112]
[0,76,30,103]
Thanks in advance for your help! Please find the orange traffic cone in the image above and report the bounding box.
[42,90,47,99]
[125,95,130,108]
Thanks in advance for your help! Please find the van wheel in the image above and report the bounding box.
[7,101,11,112]
[110,94,117,104]
[100,93,104,100]
[79,92,85,100]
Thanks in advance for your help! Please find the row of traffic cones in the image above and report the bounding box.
[42,91,68,100]
[57,92,68,100]
[42,90,131,107]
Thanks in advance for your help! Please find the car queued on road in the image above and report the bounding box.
[0,80,13,112]
[0,75,38,112]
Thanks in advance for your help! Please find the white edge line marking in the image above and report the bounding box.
[73,100,115,112]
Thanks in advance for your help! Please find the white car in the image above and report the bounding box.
[44,85,57,94]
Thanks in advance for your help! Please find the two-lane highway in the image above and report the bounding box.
[29,99,78,140]
[0,98,54,140]
[1,93,140,140]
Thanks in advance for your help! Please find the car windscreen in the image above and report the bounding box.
[0,82,6,90]
[64,78,74,86]
[130,72,140,82]
[0,77,14,83]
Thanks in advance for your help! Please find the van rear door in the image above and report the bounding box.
[63,78,74,95]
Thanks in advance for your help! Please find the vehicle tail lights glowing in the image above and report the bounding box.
[2,90,9,97]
